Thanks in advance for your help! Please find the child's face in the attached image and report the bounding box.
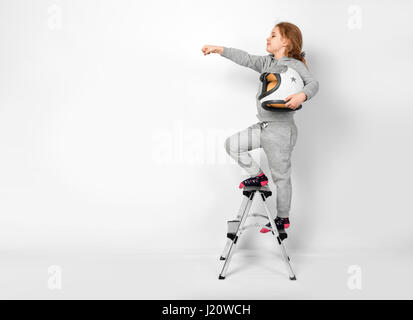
[266,27,288,54]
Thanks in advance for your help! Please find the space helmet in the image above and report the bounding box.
[258,66,305,112]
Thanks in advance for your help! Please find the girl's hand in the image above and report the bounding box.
[201,45,224,56]
[285,92,307,110]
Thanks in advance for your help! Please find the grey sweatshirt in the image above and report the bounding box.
[221,46,319,122]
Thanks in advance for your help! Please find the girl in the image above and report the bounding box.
[201,22,319,233]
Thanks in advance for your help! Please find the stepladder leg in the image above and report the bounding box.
[219,196,249,260]
[261,198,297,280]
[219,191,255,279]
[220,239,232,260]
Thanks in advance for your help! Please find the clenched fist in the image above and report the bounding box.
[201,45,224,56]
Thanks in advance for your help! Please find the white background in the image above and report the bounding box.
[0,0,412,299]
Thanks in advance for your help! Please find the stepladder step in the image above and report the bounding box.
[227,220,240,240]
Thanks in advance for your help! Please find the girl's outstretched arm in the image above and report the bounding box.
[201,45,268,73]
[220,47,269,73]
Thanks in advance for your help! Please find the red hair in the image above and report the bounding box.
[275,22,307,67]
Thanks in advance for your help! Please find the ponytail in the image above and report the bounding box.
[290,51,307,67]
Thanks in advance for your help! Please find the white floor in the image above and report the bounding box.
[0,246,412,300]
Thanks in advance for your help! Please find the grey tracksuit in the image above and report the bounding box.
[221,47,319,218]
[221,46,319,122]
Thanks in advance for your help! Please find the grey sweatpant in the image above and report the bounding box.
[224,120,298,218]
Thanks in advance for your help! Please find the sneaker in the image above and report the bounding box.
[260,217,290,233]
[239,172,269,189]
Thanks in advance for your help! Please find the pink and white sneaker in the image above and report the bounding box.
[239,172,269,189]
[260,217,290,233]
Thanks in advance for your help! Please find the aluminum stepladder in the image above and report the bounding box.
[218,185,296,280]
